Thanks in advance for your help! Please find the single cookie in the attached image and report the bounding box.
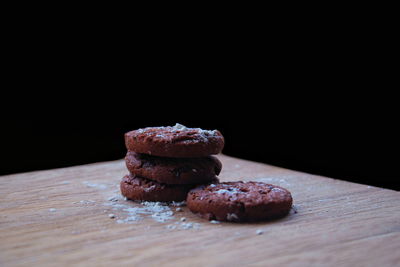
[125,152,222,185]
[124,123,224,158]
[120,174,219,202]
[187,181,293,222]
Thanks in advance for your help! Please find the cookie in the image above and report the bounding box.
[124,123,224,158]
[120,174,219,202]
[125,152,222,185]
[187,181,293,222]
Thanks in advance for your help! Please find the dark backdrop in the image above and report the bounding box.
[1,99,398,191]
[1,25,398,190]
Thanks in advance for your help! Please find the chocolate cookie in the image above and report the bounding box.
[187,181,293,222]
[120,174,219,202]
[125,152,222,185]
[125,123,224,158]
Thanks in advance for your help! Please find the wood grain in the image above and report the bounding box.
[1,155,399,267]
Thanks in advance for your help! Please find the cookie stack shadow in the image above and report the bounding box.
[120,124,225,202]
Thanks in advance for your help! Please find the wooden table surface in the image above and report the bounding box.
[1,155,399,267]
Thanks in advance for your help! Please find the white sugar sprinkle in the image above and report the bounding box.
[48,208,57,212]
[215,188,241,195]
[173,123,187,130]
[256,229,264,235]
[107,196,119,202]
[180,222,193,229]
[226,213,239,221]
[210,220,220,224]
[106,201,175,224]
[175,207,183,212]
[108,214,115,219]
[171,201,186,207]
[180,217,186,222]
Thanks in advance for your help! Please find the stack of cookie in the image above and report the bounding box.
[120,124,225,202]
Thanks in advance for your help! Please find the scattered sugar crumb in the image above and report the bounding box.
[227,213,239,221]
[107,196,119,202]
[166,222,201,230]
[180,222,193,229]
[106,201,175,224]
[175,207,183,212]
[60,181,71,185]
[171,201,186,207]
[48,208,57,212]
[108,214,115,219]
[180,217,186,222]
[210,220,220,224]
[256,229,264,235]
[76,200,96,205]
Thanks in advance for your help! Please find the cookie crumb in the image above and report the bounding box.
[108,214,115,219]
[256,229,264,235]
[49,208,57,212]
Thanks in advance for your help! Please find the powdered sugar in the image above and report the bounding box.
[165,221,201,230]
[106,201,175,224]
[215,188,242,195]
[135,123,219,143]
[173,123,187,131]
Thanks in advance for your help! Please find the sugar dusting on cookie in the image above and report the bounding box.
[136,123,219,140]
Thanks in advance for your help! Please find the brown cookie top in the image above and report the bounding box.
[120,174,219,202]
[187,181,293,222]
[125,123,224,158]
[125,152,222,185]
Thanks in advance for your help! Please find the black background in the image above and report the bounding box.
[1,92,398,191]
[1,22,398,191]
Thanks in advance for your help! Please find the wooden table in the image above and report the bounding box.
[1,155,399,266]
